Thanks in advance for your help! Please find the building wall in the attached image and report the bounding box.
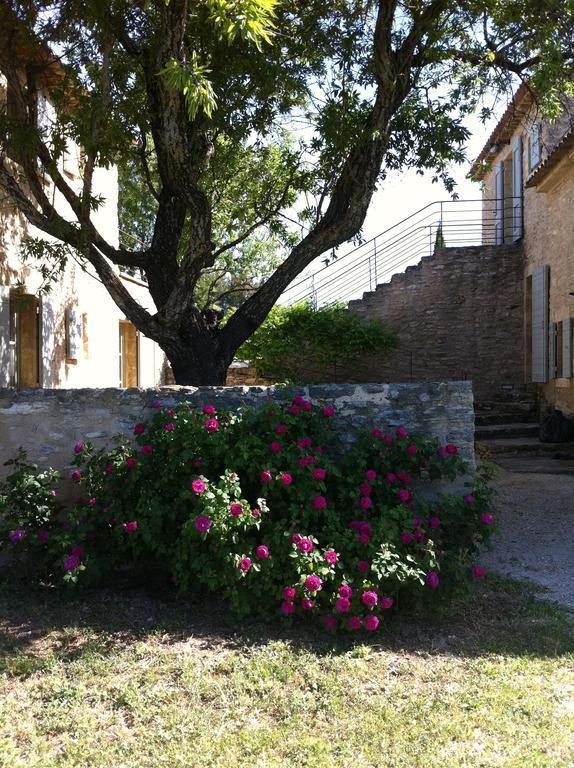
[346,244,526,406]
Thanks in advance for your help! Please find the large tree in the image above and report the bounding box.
[1,1,573,384]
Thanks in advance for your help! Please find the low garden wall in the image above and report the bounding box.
[0,382,474,478]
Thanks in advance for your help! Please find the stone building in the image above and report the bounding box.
[472,85,574,415]
[0,14,164,389]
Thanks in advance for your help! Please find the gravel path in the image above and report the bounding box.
[481,469,574,610]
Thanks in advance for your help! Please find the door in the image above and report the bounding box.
[9,291,41,387]
[494,161,505,245]
[119,321,139,387]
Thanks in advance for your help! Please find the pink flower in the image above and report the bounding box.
[164,422,175,431]
[281,600,296,615]
[283,586,296,600]
[251,508,261,518]
[323,406,335,417]
[313,468,326,481]
[425,570,440,589]
[359,496,373,510]
[323,615,338,631]
[50,489,57,497]
[239,558,252,572]
[280,473,293,486]
[202,404,216,415]
[126,457,138,469]
[386,472,397,484]
[270,441,281,453]
[398,489,411,504]
[301,598,314,611]
[141,444,153,455]
[412,516,423,528]
[71,545,84,558]
[305,575,322,592]
[358,533,370,546]
[438,446,447,458]
[472,566,486,579]
[359,482,372,495]
[104,465,113,475]
[324,550,338,565]
[400,531,414,544]
[361,590,378,608]
[74,442,85,454]
[312,495,327,510]
[168,409,176,417]
[429,516,441,529]
[297,538,313,553]
[124,521,138,533]
[364,614,380,632]
[291,533,302,545]
[38,530,49,543]
[192,479,206,494]
[134,423,145,435]
[230,503,243,517]
[383,434,394,445]
[297,437,313,449]
[414,529,426,542]
[339,584,353,599]
[335,597,351,613]
[205,418,219,433]
[348,616,362,631]
[372,428,382,439]
[301,400,312,412]
[10,529,25,544]
[481,513,494,526]
[396,470,413,484]
[396,427,408,439]
[64,554,80,571]
[260,470,273,484]
[380,596,394,610]
[406,444,417,456]
[71,471,81,482]
[256,545,270,560]
[152,400,162,409]
[194,515,212,533]
[357,560,370,574]
[289,405,300,415]
[465,494,474,504]
[365,469,377,482]
[192,457,202,468]
[87,498,97,507]
[275,423,287,435]
[446,444,458,455]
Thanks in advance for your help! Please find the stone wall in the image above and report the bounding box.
[346,244,526,406]
[0,382,474,480]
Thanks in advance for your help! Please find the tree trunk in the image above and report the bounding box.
[167,341,233,386]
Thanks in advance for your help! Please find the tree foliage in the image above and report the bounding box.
[0,0,573,383]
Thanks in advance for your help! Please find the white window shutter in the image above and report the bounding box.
[494,161,505,245]
[511,136,523,241]
[531,266,549,383]
[529,124,541,169]
[549,322,558,380]
[563,319,573,379]
[0,287,11,387]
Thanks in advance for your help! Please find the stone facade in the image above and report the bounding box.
[0,382,475,481]
[347,244,526,405]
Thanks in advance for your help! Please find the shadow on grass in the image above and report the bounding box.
[0,573,572,675]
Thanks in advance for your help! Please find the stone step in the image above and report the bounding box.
[475,422,540,440]
[476,437,574,456]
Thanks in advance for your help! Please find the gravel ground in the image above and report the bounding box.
[481,468,574,610]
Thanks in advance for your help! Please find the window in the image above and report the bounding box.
[529,123,541,170]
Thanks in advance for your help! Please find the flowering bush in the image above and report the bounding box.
[0,398,496,629]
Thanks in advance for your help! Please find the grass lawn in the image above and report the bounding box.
[0,577,572,768]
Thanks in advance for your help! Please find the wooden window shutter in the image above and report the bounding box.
[563,319,573,379]
[511,136,523,242]
[549,322,558,380]
[531,266,549,383]
[494,161,505,245]
[529,124,541,170]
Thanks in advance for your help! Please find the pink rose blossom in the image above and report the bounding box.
[239,557,252,572]
[289,405,300,415]
[64,554,80,571]
[359,496,373,510]
[323,615,338,631]
[357,560,370,574]
[305,575,322,592]
[425,570,440,589]
[335,597,351,613]
[472,566,486,579]
[301,598,314,611]
[280,473,293,486]
[87,498,97,507]
[270,441,282,453]
[164,422,175,431]
[324,550,338,565]
[71,471,81,482]
[297,538,313,553]
[74,442,85,454]
[290,533,302,544]
[260,470,273,484]
[386,472,397,484]
[359,482,372,495]
[429,516,441,529]
[406,444,417,456]
[251,508,261,518]
[275,423,287,435]
[104,465,114,475]
[414,529,426,543]
[256,545,270,560]
[336,586,352,602]
[396,470,413,484]
[313,468,327,481]
[383,434,394,445]
[134,423,145,435]
[412,516,423,528]
[152,400,162,409]
[323,406,335,417]
[202,404,216,415]
[301,400,312,412]
[10,529,25,544]
[38,529,49,543]
[361,590,378,608]
[438,446,447,458]
[194,515,212,533]
[124,521,138,533]
[71,545,85,558]
[398,489,411,504]
[192,479,206,494]
[297,437,313,449]
[465,494,474,504]
[358,533,370,546]
[396,427,408,439]
[141,444,153,455]
[446,444,458,455]
[281,600,296,615]
[380,596,394,610]
[312,495,327,510]
[372,428,382,439]
[283,586,296,600]
[50,489,57,497]
[400,531,414,544]
[364,614,380,632]
[230,503,243,517]
[365,469,377,482]
[481,513,494,526]
[348,616,362,631]
[204,418,219,433]
[126,457,138,469]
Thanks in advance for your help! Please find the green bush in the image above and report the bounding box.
[0,398,496,631]
[237,302,397,383]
